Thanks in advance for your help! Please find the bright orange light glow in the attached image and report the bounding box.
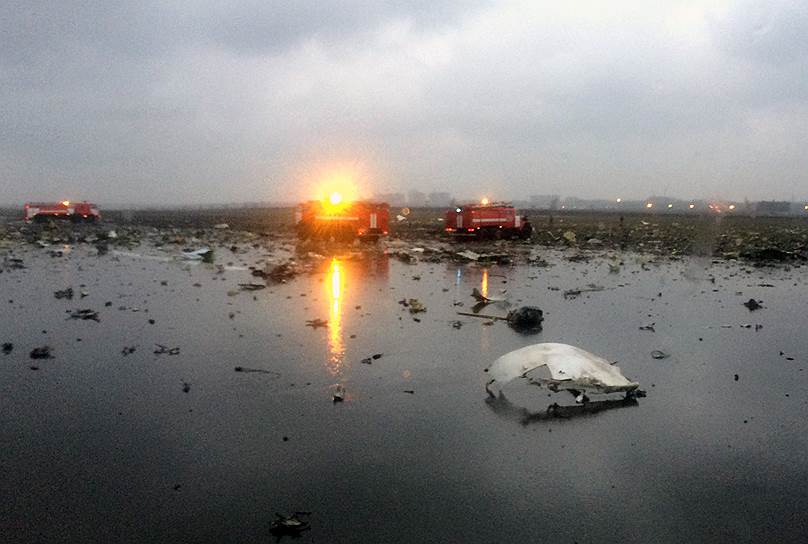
[481,197,490,206]
[646,202,653,208]
[326,258,345,376]
[329,192,343,206]
[61,200,70,206]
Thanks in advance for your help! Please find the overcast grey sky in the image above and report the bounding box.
[2,0,807,205]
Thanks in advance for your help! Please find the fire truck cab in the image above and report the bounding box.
[296,199,389,242]
[445,202,532,239]
[24,201,101,223]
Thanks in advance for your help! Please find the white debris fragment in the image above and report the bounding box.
[213,223,230,229]
[181,247,212,260]
[486,343,639,394]
[457,250,480,261]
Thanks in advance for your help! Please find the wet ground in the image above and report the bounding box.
[2,234,808,543]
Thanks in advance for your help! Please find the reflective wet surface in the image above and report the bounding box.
[2,244,807,542]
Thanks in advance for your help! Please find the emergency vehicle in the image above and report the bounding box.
[445,201,532,239]
[296,196,389,241]
[24,201,101,223]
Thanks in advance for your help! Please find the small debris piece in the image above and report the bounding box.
[332,385,345,403]
[451,320,463,329]
[407,299,426,314]
[743,298,763,311]
[267,262,299,283]
[121,346,136,356]
[734,374,739,381]
[234,366,280,376]
[154,344,180,355]
[651,350,670,360]
[2,342,12,354]
[30,346,53,359]
[403,390,415,394]
[54,287,74,300]
[182,382,190,393]
[69,309,100,322]
[639,323,656,332]
[270,512,311,537]
[238,283,266,291]
[506,306,543,333]
[305,318,328,328]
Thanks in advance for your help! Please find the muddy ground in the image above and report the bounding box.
[1,212,807,543]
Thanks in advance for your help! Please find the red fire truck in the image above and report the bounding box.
[24,201,101,223]
[445,202,532,239]
[296,197,389,241]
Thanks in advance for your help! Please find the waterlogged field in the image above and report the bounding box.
[1,224,807,543]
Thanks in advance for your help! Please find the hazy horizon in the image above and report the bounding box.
[2,1,807,205]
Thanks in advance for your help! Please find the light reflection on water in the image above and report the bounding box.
[326,257,345,377]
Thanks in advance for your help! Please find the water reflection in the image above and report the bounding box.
[326,258,345,376]
[481,267,488,299]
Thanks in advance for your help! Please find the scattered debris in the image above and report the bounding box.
[121,346,136,356]
[333,385,345,403]
[485,343,641,401]
[154,344,180,355]
[360,352,384,364]
[238,283,266,291]
[54,287,74,300]
[563,285,606,299]
[305,318,328,328]
[30,346,53,359]
[456,250,480,261]
[2,342,12,354]
[743,298,763,311]
[505,306,544,333]
[69,309,100,322]
[399,298,426,314]
[639,323,656,332]
[266,262,300,283]
[181,247,213,261]
[270,512,311,537]
[234,366,280,376]
[471,287,507,303]
[651,350,670,360]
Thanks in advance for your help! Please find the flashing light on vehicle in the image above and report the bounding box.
[616,198,622,203]
[481,197,490,206]
[646,202,653,209]
[61,200,70,207]
[455,207,462,213]
[728,204,736,210]
[804,205,808,211]
[689,203,695,209]
[667,203,673,208]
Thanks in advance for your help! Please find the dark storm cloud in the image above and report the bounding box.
[1,1,807,205]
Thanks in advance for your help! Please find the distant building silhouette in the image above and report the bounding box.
[529,194,560,210]
[427,192,452,208]
[407,190,427,207]
[373,193,406,206]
